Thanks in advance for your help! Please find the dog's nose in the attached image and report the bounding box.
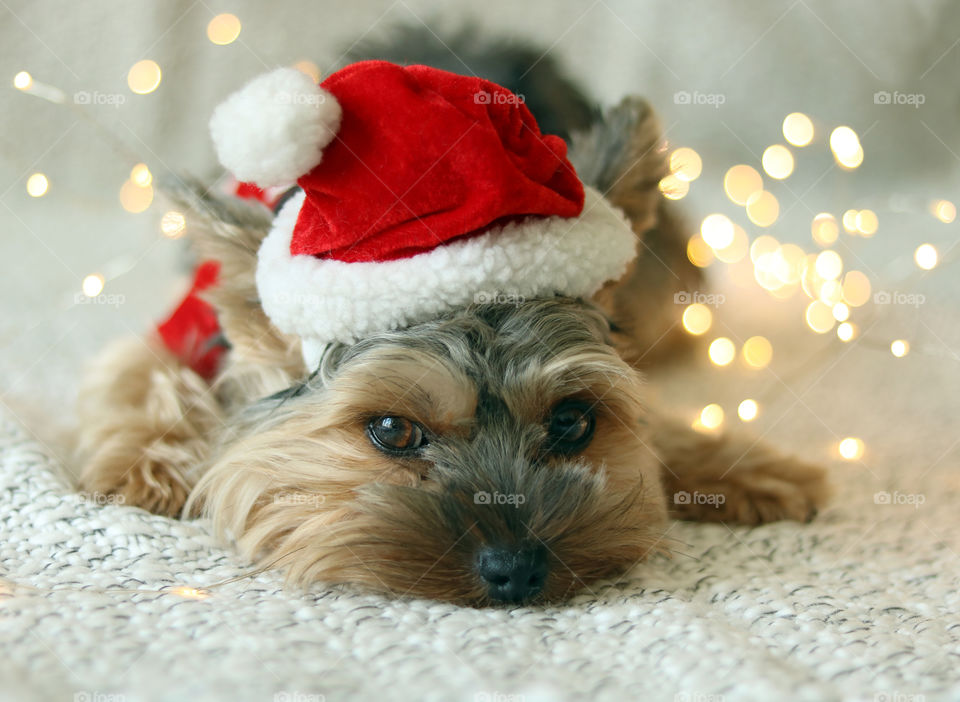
[474,544,548,603]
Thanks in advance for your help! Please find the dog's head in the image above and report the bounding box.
[170,92,674,605]
[189,297,667,605]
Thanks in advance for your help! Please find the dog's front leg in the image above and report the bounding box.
[648,413,830,525]
[74,337,224,517]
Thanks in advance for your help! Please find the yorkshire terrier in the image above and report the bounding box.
[74,32,829,606]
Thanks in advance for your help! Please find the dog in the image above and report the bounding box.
[74,32,829,606]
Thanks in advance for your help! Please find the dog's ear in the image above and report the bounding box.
[568,96,667,234]
[160,178,305,378]
[571,98,702,365]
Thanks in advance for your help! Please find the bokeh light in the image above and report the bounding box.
[855,209,878,237]
[890,339,910,358]
[830,126,863,169]
[670,147,702,182]
[841,271,871,307]
[838,437,864,461]
[659,174,690,200]
[701,214,735,249]
[811,213,839,246]
[714,224,749,264]
[207,13,241,45]
[700,404,725,430]
[130,163,152,187]
[708,337,736,366]
[120,179,154,213]
[128,60,162,94]
[914,244,938,270]
[750,235,779,263]
[686,234,714,267]
[932,199,956,223]
[815,250,843,280]
[738,399,759,422]
[26,173,48,197]
[169,586,209,599]
[742,336,773,369]
[13,71,32,90]
[762,144,794,179]
[682,303,712,335]
[805,300,835,333]
[293,60,321,83]
[832,302,850,321]
[160,210,186,238]
[745,190,779,227]
[819,279,843,305]
[782,112,814,147]
[842,209,859,233]
[837,322,856,342]
[82,273,104,297]
[724,165,763,206]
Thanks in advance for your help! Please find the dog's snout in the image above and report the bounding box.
[474,544,548,603]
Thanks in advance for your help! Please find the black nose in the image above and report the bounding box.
[474,544,548,603]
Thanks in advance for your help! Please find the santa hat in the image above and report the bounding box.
[210,60,635,368]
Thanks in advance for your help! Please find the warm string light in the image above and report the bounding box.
[128,59,162,94]
[890,339,910,358]
[661,146,702,200]
[700,214,734,249]
[697,403,724,431]
[120,163,154,213]
[931,199,956,223]
[168,586,210,599]
[811,213,838,246]
[838,437,865,461]
[724,164,763,206]
[13,71,33,90]
[745,190,779,227]
[782,112,814,147]
[26,173,48,197]
[675,110,954,460]
[914,244,938,270]
[761,144,794,180]
[669,147,702,182]
[837,322,856,342]
[82,273,104,297]
[854,210,878,236]
[686,234,713,267]
[708,337,736,366]
[829,126,863,169]
[741,336,772,369]
[207,14,242,45]
[293,60,322,83]
[160,210,186,238]
[737,399,759,421]
[659,174,689,200]
[681,303,712,335]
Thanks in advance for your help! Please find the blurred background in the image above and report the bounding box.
[2,0,959,485]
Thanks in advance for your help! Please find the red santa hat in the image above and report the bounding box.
[210,60,635,367]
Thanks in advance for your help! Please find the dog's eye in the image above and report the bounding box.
[545,400,595,455]
[367,416,428,455]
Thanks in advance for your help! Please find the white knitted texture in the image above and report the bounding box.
[257,186,637,365]
[2,404,960,701]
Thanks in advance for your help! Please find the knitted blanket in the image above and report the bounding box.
[2,390,958,702]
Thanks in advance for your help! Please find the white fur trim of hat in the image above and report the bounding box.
[256,187,636,368]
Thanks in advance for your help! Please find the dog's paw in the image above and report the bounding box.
[670,456,830,525]
[80,452,190,518]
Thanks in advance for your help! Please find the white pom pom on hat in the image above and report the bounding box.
[209,67,342,188]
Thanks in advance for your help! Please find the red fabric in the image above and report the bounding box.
[156,261,225,381]
[232,180,282,210]
[291,61,584,263]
